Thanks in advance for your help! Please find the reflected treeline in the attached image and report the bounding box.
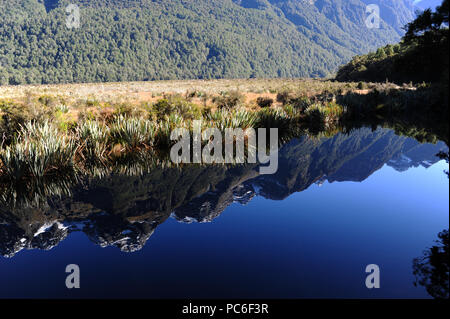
[1,118,447,208]
[340,107,449,146]
[0,124,447,257]
[437,151,450,178]
[413,230,449,299]
[337,84,449,146]
[0,123,306,207]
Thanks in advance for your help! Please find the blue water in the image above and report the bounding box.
[0,128,448,298]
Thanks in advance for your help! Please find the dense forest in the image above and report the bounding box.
[336,0,449,123]
[336,0,449,85]
[0,0,417,85]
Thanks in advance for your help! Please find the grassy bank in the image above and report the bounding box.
[0,79,445,182]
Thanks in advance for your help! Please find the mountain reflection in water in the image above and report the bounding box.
[0,127,447,258]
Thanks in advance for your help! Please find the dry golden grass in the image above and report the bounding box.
[1,78,381,131]
[0,78,359,106]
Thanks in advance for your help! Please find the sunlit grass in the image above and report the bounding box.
[0,121,77,180]
[2,79,429,181]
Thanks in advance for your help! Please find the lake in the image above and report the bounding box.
[0,126,448,298]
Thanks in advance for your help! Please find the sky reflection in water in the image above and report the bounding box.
[0,127,448,298]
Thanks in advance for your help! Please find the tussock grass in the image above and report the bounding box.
[2,79,435,181]
[0,121,77,180]
[109,116,157,150]
[205,109,258,130]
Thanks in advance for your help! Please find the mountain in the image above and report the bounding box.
[336,0,448,85]
[1,127,446,257]
[359,0,416,33]
[0,0,419,85]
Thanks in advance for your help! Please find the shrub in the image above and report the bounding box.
[76,121,110,162]
[151,96,202,120]
[357,82,368,90]
[289,96,312,112]
[213,91,244,109]
[304,104,326,126]
[152,99,174,119]
[113,103,136,117]
[276,90,292,105]
[37,95,58,107]
[206,109,257,131]
[0,100,33,144]
[0,121,77,179]
[256,97,274,108]
[109,116,157,151]
[256,108,292,129]
[304,102,344,123]
[186,90,206,99]
[283,104,302,118]
[86,99,100,107]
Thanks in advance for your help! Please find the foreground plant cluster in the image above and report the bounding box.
[0,79,445,183]
[0,0,410,85]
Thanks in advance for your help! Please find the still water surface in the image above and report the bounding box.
[0,127,448,298]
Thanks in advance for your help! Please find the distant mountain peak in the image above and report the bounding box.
[0,0,422,84]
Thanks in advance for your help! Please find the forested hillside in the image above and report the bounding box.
[0,0,418,84]
[336,0,449,84]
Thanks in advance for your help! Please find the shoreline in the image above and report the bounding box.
[0,79,446,182]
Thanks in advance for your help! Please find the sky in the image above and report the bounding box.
[413,0,442,8]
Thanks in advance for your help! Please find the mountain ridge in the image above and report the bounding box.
[0,0,420,84]
[1,127,446,257]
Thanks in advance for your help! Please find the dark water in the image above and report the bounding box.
[0,127,448,298]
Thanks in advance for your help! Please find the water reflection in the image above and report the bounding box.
[0,126,447,258]
[437,151,450,177]
[413,229,449,299]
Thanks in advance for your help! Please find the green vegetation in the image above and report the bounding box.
[256,97,273,108]
[336,0,449,127]
[0,80,357,180]
[1,102,446,209]
[2,78,447,182]
[0,0,414,85]
[413,229,449,299]
[336,0,449,86]
[212,91,245,110]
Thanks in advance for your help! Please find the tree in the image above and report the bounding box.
[413,230,449,299]
[376,47,387,59]
[385,45,394,56]
[336,0,449,85]
[404,0,449,45]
